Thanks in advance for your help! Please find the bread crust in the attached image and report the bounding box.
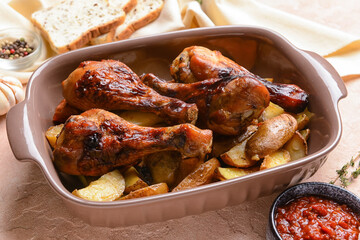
[122,0,137,13]
[87,0,138,46]
[114,0,165,41]
[91,0,164,45]
[31,0,129,53]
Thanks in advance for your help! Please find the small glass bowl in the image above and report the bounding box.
[0,28,42,71]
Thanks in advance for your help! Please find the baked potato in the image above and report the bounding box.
[293,108,314,130]
[145,151,181,187]
[220,137,257,168]
[260,149,291,170]
[283,131,308,161]
[176,157,204,186]
[72,170,125,201]
[300,128,310,140]
[212,125,258,158]
[120,183,169,200]
[214,166,259,181]
[172,158,220,192]
[123,166,148,194]
[45,124,64,148]
[259,102,284,122]
[246,113,298,160]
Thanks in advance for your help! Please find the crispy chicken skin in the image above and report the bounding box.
[53,109,213,176]
[142,73,270,135]
[170,45,249,83]
[170,46,308,113]
[62,60,198,125]
[53,99,82,124]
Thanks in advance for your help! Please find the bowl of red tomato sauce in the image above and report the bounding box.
[267,182,360,240]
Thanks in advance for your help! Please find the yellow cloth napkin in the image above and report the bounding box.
[1,0,360,84]
[200,0,360,79]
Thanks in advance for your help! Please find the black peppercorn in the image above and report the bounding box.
[0,37,34,59]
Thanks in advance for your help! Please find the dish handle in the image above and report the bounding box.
[6,101,40,162]
[304,50,347,101]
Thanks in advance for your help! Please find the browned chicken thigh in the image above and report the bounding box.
[62,60,198,125]
[170,46,308,113]
[142,73,270,135]
[53,109,213,176]
[53,99,82,124]
[170,45,249,83]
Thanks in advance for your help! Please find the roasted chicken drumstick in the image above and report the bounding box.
[142,73,270,135]
[62,60,198,124]
[170,46,308,113]
[53,109,213,176]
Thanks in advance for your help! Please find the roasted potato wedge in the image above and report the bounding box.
[117,110,163,126]
[234,124,258,144]
[212,136,237,158]
[294,108,314,130]
[299,128,310,141]
[72,170,125,201]
[212,125,257,157]
[45,124,64,148]
[176,157,204,185]
[283,131,308,161]
[214,166,259,181]
[123,166,148,194]
[172,158,220,192]
[260,102,284,122]
[220,138,257,167]
[120,182,169,200]
[145,151,181,187]
[246,113,298,160]
[260,149,291,170]
[77,175,99,187]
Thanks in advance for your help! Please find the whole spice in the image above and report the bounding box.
[0,75,25,115]
[330,152,360,187]
[0,38,34,59]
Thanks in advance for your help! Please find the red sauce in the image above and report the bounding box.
[275,196,360,240]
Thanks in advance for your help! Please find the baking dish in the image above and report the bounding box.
[6,26,347,227]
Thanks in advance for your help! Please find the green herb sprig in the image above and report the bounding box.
[330,152,360,187]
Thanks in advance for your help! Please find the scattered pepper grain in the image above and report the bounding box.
[0,38,34,59]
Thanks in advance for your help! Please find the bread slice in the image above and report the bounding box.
[115,0,164,40]
[109,0,137,13]
[90,0,164,45]
[83,0,138,46]
[31,0,135,53]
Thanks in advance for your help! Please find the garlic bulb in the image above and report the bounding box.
[0,76,25,115]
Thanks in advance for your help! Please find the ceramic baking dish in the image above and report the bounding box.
[6,26,347,227]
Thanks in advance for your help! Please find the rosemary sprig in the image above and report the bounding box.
[330,152,360,187]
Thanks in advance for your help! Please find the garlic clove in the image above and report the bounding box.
[2,76,25,103]
[0,82,16,107]
[0,76,25,116]
[1,76,25,101]
[0,89,11,115]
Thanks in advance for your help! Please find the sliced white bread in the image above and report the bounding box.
[109,0,137,13]
[85,0,138,46]
[115,0,164,40]
[31,0,136,53]
[90,0,164,45]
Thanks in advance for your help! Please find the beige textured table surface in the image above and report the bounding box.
[1,1,360,239]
